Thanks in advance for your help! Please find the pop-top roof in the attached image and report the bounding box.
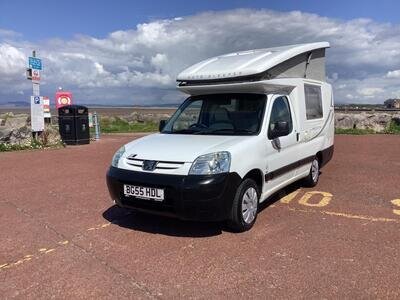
[177,42,329,84]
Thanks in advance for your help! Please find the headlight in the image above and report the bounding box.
[111,146,125,167]
[189,152,231,175]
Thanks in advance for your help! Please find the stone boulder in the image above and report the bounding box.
[335,112,400,132]
[0,113,31,145]
[39,124,63,146]
[0,112,62,146]
[117,112,172,124]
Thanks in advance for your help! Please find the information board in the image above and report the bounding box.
[30,96,44,132]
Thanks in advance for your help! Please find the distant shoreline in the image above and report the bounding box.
[0,106,177,116]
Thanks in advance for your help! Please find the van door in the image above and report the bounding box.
[263,95,300,194]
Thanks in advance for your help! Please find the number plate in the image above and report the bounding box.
[124,184,164,201]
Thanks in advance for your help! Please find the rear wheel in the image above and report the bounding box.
[227,179,259,232]
[303,157,320,187]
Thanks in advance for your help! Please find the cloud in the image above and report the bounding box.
[386,69,400,78]
[357,87,384,97]
[0,28,21,38]
[1,9,400,105]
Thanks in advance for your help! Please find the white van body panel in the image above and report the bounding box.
[107,42,334,226]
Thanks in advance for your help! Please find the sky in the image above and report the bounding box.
[1,0,400,105]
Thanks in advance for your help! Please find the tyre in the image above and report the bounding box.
[227,178,259,232]
[303,157,320,187]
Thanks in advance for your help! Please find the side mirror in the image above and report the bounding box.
[159,120,167,132]
[270,121,290,139]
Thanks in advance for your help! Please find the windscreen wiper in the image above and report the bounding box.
[195,128,254,135]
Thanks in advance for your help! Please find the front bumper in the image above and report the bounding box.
[106,166,241,221]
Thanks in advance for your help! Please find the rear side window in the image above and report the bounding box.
[304,84,323,119]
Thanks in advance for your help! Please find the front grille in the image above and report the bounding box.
[126,157,185,171]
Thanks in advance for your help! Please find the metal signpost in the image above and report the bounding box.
[93,112,100,140]
[27,51,44,138]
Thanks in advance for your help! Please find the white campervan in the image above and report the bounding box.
[107,42,334,231]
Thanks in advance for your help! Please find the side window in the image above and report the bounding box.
[304,84,323,119]
[268,96,293,139]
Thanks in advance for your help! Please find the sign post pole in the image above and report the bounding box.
[93,112,100,140]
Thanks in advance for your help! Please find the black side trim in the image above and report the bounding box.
[264,145,334,182]
[320,145,334,168]
[265,155,314,182]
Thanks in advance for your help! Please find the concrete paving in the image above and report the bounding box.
[0,134,399,298]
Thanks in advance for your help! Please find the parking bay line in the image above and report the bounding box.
[4,206,398,271]
[279,206,400,224]
[0,221,113,272]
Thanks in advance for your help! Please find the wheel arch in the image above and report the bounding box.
[243,169,264,193]
[316,151,323,165]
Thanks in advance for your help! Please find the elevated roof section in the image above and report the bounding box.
[177,42,330,85]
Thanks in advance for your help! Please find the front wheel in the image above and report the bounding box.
[227,179,259,232]
[303,157,320,187]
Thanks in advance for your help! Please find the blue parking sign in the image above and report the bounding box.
[34,96,40,104]
[29,57,42,70]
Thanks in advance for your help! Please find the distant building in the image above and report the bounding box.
[384,99,400,109]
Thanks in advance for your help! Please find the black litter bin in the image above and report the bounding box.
[58,105,90,145]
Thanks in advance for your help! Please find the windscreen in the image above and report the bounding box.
[162,94,266,136]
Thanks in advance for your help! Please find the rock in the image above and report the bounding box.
[39,124,63,146]
[335,113,355,129]
[124,112,140,122]
[5,114,29,128]
[116,112,172,124]
[0,114,30,144]
[334,112,398,132]
[8,126,31,145]
[0,112,61,146]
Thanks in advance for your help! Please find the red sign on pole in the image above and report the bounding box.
[55,91,73,109]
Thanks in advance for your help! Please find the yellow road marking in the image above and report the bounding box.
[14,260,24,266]
[279,190,332,207]
[1,220,113,272]
[280,190,300,204]
[286,206,400,223]
[391,199,400,216]
[87,222,111,231]
[298,191,332,207]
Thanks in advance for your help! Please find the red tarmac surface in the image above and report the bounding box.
[0,134,400,298]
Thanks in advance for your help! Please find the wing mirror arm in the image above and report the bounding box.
[159,120,167,132]
[271,137,281,150]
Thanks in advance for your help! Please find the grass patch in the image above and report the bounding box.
[384,120,400,134]
[100,117,158,133]
[335,127,376,135]
[335,120,400,135]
